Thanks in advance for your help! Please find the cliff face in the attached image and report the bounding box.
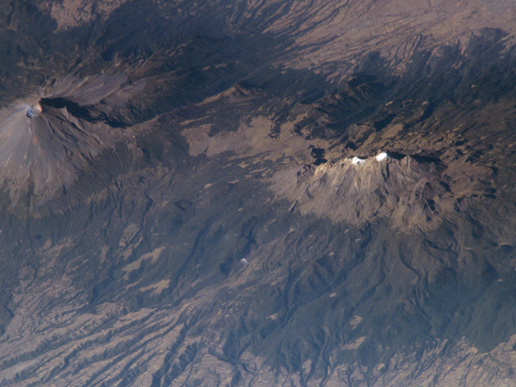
[1,1,516,386]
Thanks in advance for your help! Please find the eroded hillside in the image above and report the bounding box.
[0,1,516,386]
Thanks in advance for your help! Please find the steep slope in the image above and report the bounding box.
[0,74,141,202]
[0,1,516,386]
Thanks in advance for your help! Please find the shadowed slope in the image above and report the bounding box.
[0,74,142,203]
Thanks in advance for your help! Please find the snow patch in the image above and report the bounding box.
[352,156,365,165]
[376,152,388,161]
[351,152,387,165]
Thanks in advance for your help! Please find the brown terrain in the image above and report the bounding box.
[0,0,516,386]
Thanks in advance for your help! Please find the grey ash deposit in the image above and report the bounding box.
[0,75,141,203]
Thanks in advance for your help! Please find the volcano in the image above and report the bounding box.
[0,74,141,203]
[0,1,516,386]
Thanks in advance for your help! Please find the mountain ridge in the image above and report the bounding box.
[1,0,516,386]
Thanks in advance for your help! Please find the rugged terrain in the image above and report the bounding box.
[1,0,516,386]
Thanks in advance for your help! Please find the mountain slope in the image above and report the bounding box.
[0,1,516,386]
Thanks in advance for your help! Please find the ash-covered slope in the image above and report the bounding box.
[0,74,140,203]
[0,1,516,386]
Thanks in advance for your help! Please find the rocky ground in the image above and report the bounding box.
[1,0,516,386]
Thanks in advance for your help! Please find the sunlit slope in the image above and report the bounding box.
[0,1,515,386]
